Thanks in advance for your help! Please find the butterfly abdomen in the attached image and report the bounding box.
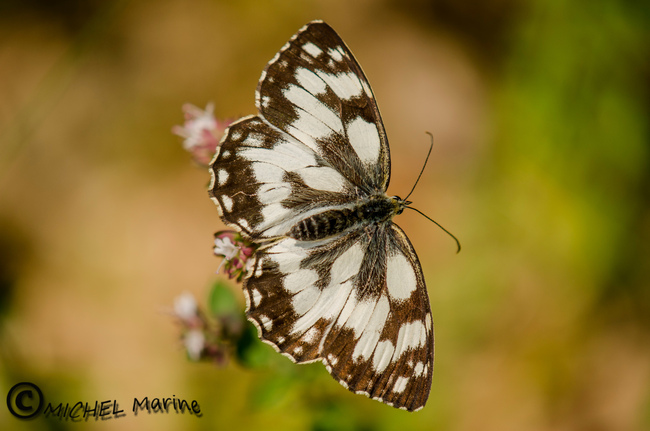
[288,196,401,241]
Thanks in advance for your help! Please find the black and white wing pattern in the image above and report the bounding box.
[209,21,434,412]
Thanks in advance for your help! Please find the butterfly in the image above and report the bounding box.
[209,21,435,411]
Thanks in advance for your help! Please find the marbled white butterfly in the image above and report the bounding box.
[209,21,435,411]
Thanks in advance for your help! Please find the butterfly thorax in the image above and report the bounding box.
[288,195,407,241]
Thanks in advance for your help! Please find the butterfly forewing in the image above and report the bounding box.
[209,20,434,412]
[211,115,357,238]
[256,21,391,194]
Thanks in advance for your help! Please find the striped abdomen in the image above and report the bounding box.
[288,195,404,241]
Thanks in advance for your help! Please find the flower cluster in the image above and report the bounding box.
[173,291,209,361]
[172,290,243,365]
[213,231,258,282]
[171,104,265,367]
[172,103,231,166]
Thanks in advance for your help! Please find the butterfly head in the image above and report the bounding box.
[390,196,412,216]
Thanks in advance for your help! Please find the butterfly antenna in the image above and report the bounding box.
[406,206,461,253]
[402,133,460,253]
[404,132,434,201]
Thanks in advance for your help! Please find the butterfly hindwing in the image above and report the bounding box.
[244,223,433,411]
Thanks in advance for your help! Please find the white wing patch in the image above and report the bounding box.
[257,183,291,205]
[250,160,284,184]
[292,283,321,315]
[330,242,365,284]
[221,195,233,212]
[230,129,243,141]
[283,84,343,138]
[373,339,396,373]
[351,296,390,361]
[327,47,344,62]
[241,146,313,171]
[216,169,229,186]
[302,42,323,57]
[316,70,363,100]
[251,288,262,307]
[396,320,427,352]
[290,242,365,337]
[347,116,382,165]
[393,376,409,394]
[344,297,381,337]
[260,315,273,331]
[294,67,327,95]
[261,203,291,226]
[267,239,309,273]
[386,252,417,301]
[272,141,318,165]
[283,268,319,294]
[296,166,347,193]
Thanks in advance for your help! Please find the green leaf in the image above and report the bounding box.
[236,321,275,368]
[208,280,239,317]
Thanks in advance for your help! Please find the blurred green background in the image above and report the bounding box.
[1,0,649,430]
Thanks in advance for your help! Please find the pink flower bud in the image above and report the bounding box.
[172,103,231,166]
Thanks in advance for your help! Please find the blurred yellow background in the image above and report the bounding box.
[1,0,648,430]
